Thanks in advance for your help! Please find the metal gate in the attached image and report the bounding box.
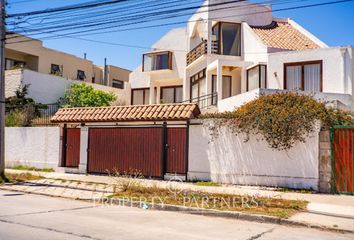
[88,127,164,177]
[331,126,354,194]
[166,128,187,174]
[65,128,81,168]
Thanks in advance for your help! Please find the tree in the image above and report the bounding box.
[59,83,117,108]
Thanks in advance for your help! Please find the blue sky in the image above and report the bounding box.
[6,0,354,71]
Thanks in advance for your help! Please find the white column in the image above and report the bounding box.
[78,126,89,173]
[207,20,212,55]
[217,61,223,102]
[156,86,161,104]
[184,69,190,101]
[149,84,155,104]
[241,67,247,93]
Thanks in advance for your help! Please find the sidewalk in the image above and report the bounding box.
[3,169,354,232]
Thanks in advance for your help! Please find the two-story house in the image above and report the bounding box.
[6,34,131,89]
[130,0,353,111]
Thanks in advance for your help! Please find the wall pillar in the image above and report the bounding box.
[78,126,89,173]
[217,61,223,101]
[318,130,332,193]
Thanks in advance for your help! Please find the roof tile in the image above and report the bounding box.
[51,103,200,123]
[251,21,320,51]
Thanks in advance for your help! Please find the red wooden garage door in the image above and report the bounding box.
[88,127,163,177]
[65,128,81,168]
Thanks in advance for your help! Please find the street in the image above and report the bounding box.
[0,190,352,240]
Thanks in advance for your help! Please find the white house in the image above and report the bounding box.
[129,0,353,111]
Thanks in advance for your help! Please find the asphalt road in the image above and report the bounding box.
[0,190,352,240]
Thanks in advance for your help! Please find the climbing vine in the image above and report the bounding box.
[201,92,354,151]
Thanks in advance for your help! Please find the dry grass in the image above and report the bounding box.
[111,184,307,219]
[5,172,44,183]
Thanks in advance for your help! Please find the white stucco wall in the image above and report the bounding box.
[5,69,130,104]
[5,127,60,170]
[188,123,320,190]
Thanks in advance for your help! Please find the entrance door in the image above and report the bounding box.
[332,127,354,194]
[166,128,187,174]
[65,128,80,168]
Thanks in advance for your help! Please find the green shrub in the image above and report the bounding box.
[201,92,353,150]
[59,83,117,108]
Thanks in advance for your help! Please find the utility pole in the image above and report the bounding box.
[0,0,5,179]
[103,58,108,86]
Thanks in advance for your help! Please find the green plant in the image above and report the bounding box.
[193,181,220,187]
[59,83,116,108]
[201,92,354,150]
[9,165,55,172]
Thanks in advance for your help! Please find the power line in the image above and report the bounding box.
[7,0,137,18]
[6,0,352,47]
[6,0,247,36]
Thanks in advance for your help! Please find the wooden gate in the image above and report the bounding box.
[65,128,81,168]
[332,126,354,194]
[166,128,187,174]
[88,127,164,177]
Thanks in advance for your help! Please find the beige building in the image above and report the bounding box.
[5,34,131,89]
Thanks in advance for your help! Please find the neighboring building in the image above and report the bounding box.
[129,0,353,111]
[5,33,131,89]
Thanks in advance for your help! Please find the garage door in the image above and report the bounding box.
[88,127,164,177]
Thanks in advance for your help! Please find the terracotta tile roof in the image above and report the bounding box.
[51,103,200,123]
[251,21,320,51]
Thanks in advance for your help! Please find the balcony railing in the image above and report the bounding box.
[186,40,207,66]
[186,40,219,66]
[181,92,218,110]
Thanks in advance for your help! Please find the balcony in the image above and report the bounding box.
[186,40,219,66]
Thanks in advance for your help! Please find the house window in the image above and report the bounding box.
[247,65,267,91]
[5,58,25,70]
[284,61,322,92]
[50,64,62,76]
[212,22,241,56]
[190,69,206,101]
[112,79,124,89]
[132,88,150,105]
[77,70,86,80]
[160,86,183,103]
[212,75,232,99]
[143,51,172,72]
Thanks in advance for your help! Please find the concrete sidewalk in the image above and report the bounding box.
[4,169,354,232]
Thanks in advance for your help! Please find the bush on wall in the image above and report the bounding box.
[59,83,116,108]
[201,92,354,151]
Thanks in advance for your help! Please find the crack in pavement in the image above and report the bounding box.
[0,218,103,240]
[246,228,275,240]
[0,205,98,218]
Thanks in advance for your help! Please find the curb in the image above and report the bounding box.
[104,198,353,234]
[1,186,353,234]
